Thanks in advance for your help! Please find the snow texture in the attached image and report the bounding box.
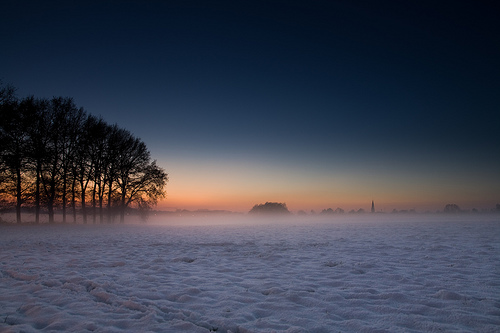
[1,217,499,332]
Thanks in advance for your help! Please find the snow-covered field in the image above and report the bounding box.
[1,216,499,332]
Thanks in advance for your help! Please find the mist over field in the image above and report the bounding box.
[145,212,496,226]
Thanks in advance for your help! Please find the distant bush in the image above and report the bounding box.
[321,207,344,215]
[444,204,461,213]
[249,202,290,215]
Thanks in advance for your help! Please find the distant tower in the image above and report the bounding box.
[371,200,375,213]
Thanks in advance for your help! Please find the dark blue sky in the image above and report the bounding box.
[1,1,499,211]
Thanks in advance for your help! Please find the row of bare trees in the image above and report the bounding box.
[0,84,168,224]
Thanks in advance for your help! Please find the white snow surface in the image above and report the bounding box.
[1,216,499,332]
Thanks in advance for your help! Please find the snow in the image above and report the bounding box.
[1,216,499,332]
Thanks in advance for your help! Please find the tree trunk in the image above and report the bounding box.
[92,180,97,224]
[98,180,104,223]
[15,166,22,224]
[71,175,77,223]
[80,177,87,224]
[47,176,56,224]
[47,201,54,223]
[35,163,40,224]
[62,174,67,223]
[107,183,113,223]
[120,190,126,223]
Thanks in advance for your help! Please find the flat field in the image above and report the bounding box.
[1,216,499,332]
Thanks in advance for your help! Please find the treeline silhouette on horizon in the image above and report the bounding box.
[301,203,500,216]
[246,202,500,216]
[249,202,500,216]
[0,83,168,224]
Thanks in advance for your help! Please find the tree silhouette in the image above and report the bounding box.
[249,202,290,215]
[112,128,168,223]
[120,160,168,221]
[0,84,168,223]
[90,119,112,223]
[0,87,29,223]
[38,97,81,223]
[444,204,461,213]
[321,208,334,215]
[23,96,50,223]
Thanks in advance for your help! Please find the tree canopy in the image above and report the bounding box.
[249,202,290,215]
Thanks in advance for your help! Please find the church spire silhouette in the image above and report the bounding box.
[371,200,375,213]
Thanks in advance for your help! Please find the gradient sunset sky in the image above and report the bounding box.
[1,1,499,213]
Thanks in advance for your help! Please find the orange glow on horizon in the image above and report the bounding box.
[154,157,499,214]
[156,195,496,214]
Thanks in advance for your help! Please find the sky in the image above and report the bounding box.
[1,0,499,213]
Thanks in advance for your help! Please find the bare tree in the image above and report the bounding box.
[39,97,83,223]
[87,119,111,223]
[120,160,168,222]
[22,96,50,223]
[58,99,86,223]
[101,124,124,223]
[0,87,30,223]
[73,115,101,223]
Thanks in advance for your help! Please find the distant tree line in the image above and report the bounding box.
[0,83,168,224]
[300,203,500,216]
